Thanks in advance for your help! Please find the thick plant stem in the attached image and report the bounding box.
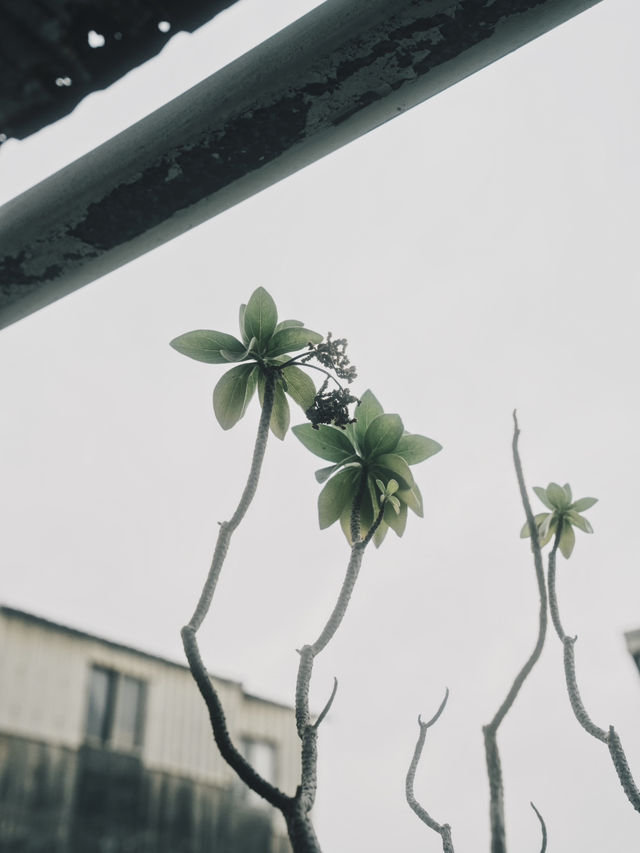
[186,370,276,633]
[181,372,291,810]
[547,545,640,812]
[284,805,323,853]
[292,473,384,844]
[483,412,547,853]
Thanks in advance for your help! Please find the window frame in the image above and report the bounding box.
[84,663,147,752]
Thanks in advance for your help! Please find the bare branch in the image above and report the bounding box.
[529,802,547,853]
[608,727,640,812]
[292,478,379,825]
[181,372,292,811]
[313,677,338,730]
[547,541,640,812]
[186,370,276,633]
[405,689,454,853]
[182,625,290,809]
[483,413,548,853]
[420,688,450,728]
[562,636,607,742]
[546,534,567,641]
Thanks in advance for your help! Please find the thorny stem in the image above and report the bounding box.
[547,543,640,812]
[483,412,548,853]
[405,690,455,853]
[294,472,384,826]
[181,372,292,810]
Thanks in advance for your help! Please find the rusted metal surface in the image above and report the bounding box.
[0,0,241,142]
[0,0,605,329]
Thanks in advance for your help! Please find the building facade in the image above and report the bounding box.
[625,628,640,677]
[0,606,299,852]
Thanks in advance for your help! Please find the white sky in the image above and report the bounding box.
[1,0,640,850]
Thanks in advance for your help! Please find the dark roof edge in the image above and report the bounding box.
[0,604,292,711]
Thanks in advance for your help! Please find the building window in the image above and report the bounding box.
[239,737,278,809]
[85,665,146,750]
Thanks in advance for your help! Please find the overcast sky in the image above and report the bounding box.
[2,0,640,850]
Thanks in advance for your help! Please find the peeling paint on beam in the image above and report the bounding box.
[0,0,605,329]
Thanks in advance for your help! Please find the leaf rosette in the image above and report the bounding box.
[293,390,442,547]
[520,482,597,558]
[170,287,323,438]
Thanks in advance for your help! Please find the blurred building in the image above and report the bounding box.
[0,605,298,852]
[625,628,640,677]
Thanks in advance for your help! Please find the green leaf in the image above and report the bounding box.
[274,319,304,333]
[547,482,570,510]
[243,287,278,348]
[292,423,356,463]
[338,479,376,544]
[366,473,381,517]
[171,330,246,364]
[395,433,442,465]
[362,483,379,540]
[239,304,249,345]
[338,504,353,543]
[540,516,558,547]
[267,327,323,357]
[396,482,423,517]
[566,510,594,534]
[269,381,290,440]
[558,522,576,559]
[318,468,360,529]
[220,336,258,362]
[281,365,316,410]
[373,522,389,548]
[563,483,573,504]
[520,512,550,538]
[387,495,401,515]
[212,364,255,430]
[354,390,384,443]
[373,454,415,489]
[533,486,554,510]
[375,477,399,498]
[572,496,598,512]
[315,462,352,484]
[385,498,407,534]
[363,414,404,459]
[257,373,290,439]
[540,512,554,541]
[244,365,258,411]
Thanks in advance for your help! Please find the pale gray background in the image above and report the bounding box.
[1,0,640,849]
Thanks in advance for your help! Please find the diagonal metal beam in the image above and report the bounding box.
[0,0,605,329]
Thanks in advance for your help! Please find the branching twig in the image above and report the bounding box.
[482,412,548,853]
[547,544,640,812]
[405,689,454,853]
[313,678,338,730]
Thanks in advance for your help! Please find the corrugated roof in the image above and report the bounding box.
[0,0,240,143]
[0,604,293,709]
